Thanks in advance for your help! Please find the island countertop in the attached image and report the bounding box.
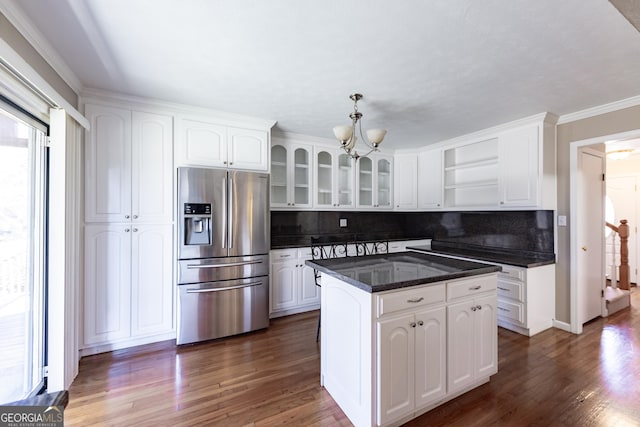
[305,251,501,293]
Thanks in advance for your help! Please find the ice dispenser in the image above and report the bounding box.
[184,203,212,245]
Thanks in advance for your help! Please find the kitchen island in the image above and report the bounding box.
[306,252,501,427]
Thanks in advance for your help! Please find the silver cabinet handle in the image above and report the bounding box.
[476,305,482,310]
[187,260,263,269]
[417,320,424,326]
[280,254,292,258]
[498,307,510,312]
[407,297,424,303]
[471,306,477,311]
[222,176,227,249]
[497,287,509,291]
[186,281,262,293]
[469,285,482,291]
[410,322,417,328]
[228,176,234,248]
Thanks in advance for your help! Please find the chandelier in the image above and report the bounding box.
[333,93,387,160]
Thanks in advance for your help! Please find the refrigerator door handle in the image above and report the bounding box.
[221,175,227,249]
[185,281,263,293]
[186,260,263,269]
[228,175,234,249]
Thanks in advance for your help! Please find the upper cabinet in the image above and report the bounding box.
[271,140,313,209]
[85,104,173,223]
[393,153,418,210]
[418,148,443,209]
[314,148,355,209]
[356,154,393,209]
[175,117,269,171]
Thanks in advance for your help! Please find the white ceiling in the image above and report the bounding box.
[5,0,640,150]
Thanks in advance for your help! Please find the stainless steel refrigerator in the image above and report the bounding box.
[176,167,270,345]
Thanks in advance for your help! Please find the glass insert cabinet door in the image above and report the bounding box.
[316,150,333,207]
[377,157,392,208]
[270,143,312,208]
[337,153,354,207]
[357,157,373,207]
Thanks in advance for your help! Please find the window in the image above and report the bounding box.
[0,102,48,403]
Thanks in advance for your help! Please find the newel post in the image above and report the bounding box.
[618,219,630,291]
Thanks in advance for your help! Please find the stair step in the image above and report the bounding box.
[605,286,630,314]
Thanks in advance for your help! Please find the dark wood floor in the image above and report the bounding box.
[66,289,640,426]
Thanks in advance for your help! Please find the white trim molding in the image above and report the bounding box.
[558,94,640,125]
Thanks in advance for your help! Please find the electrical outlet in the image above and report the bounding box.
[339,218,347,228]
[558,215,567,226]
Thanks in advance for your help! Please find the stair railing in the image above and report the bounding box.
[605,219,630,291]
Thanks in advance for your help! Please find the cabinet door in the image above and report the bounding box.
[393,153,418,210]
[447,300,475,393]
[499,126,539,207]
[270,144,289,207]
[131,112,173,223]
[315,150,335,208]
[270,260,299,312]
[414,306,446,408]
[84,224,131,346]
[377,314,415,426]
[175,117,227,168]
[376,156,393,209]
[356,156,374,208]
[475,294,498,379]
[85,104,132,223]
[336,153,355,208]
[291,145,312,208]
[131,224,174,337]
[418,149,443,209]
[228,127,269,171]
[299,262,320,306]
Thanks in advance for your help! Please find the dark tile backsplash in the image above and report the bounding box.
[271,210,554,255]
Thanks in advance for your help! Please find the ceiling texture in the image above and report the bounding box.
[4,0,640,150]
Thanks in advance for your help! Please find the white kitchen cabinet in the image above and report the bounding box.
[130,224,174,337]
[393,153,418,210]
[270,248,319,317]
[314,149,355,209]
[84,224,131,346]
[85,105,173,224]
[447,277,497,394]
[270,140,313,208]
[418,148,443,209]
[498,125,539,207]
[84,223,174,350]
[175,116,269,171]
[377,305,446,425]
[356,154,393,209]
[496,263,555,336]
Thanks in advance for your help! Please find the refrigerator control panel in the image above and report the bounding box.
[184,203,211,215]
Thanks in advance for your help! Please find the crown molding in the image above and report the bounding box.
[557,94,640,124]
[80,87,277,130]
[0,0,83,94]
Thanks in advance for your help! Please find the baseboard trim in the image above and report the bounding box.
[552,320,572,333]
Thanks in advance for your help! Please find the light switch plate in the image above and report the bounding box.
[339,218,347,227]
[558,215,567,226]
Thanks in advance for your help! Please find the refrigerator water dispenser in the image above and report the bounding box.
[184,203,212,245]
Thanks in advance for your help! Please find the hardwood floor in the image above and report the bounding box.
[66,289,640,426]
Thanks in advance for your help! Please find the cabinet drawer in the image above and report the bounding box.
[298,247,313,259]
[497,299,524,325]
[447,275,497,301]
[376,284,445,318]
[498,265,525,281]
[497,280,524,302]
[270,249,298,261]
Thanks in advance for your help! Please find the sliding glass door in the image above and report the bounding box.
[0,104,47,403]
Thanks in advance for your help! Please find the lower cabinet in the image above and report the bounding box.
[270,248,320,317]
[83,223,174,353]
[377,306,446,425]
[320,273,498,427]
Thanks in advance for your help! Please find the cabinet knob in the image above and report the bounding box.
[410,322,417,328]
[125,228,130,233]
[133,215,138,219]
[133,228,138,232]
[500,201,504,205]
[125,215,130,219]
[476,305,482,310]
[223,161,227,164]
[417,320,424,326]
[229,162,233,165]
[471,306,477,311]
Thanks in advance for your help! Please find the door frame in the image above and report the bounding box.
[570,129,640,333]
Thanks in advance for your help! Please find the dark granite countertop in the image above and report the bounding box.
[305,251,500,293]
[407,243,555,268]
